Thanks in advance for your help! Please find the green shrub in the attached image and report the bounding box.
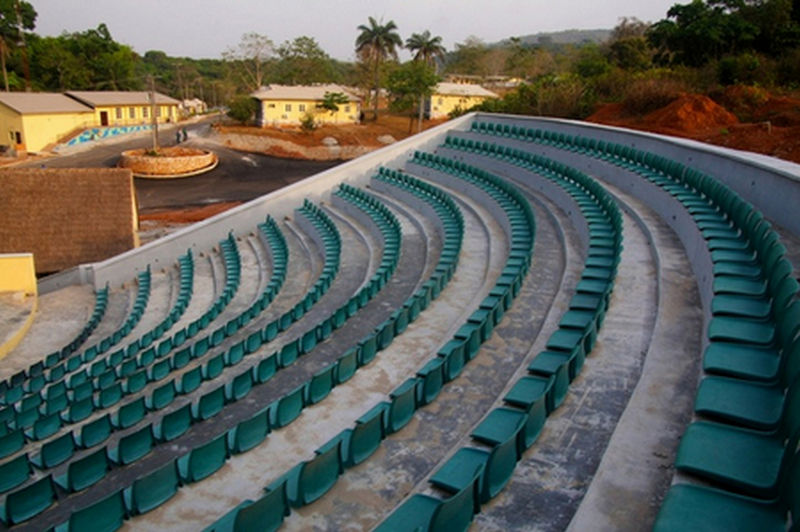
[621,76,687,115]
[227,96,258,124]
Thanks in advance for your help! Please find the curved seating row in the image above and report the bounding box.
[464,121,800,531]
[0,222,289,487]
[0,286,110,401]
[0,214,302,525]
[31,190,403,530]
[204,172,464,532]
[2,253,194,422]
[376,143,622,531]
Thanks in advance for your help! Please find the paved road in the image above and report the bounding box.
[21,118,341,211]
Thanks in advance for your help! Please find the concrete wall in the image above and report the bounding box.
[429,94,492,119]
[94,104,179,126]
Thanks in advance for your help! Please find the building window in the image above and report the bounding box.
[129,107,136,119]
[268,103,276,108]
[298,104,306,112]
[438,98,443,105]
[170,107,175,117]
[285,104,292,112]
[115,107,122,119]
[156,106,162,117]
[143,107,149,119]
[345,105,350,113]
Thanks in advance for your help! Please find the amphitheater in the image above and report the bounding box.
[0,112,798,531]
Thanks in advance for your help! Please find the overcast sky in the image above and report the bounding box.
[32,0,677,61]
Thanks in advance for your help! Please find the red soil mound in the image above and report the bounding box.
[139,202,242,224]
[642,94,739,135]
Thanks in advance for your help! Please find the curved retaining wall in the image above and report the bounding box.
[119,148,217,176]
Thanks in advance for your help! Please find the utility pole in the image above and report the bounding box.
[148,75,159,152]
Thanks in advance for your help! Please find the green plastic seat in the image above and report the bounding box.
[225,370,253,402]
[527,350,571,412]
[153,403,193,442]
[28,411,62,441]
[0,428,24,459]
[124,459,180,515]
[203,481,289,532]
[269,384,305,429]
[707,316,775,346]
[193,385,226,421]
[75,413,111,448]
[438,339,466,382]
[252,354,278,385]
[416,358,445,406]
[374,465,482,532]
[177,366,203,394]
[31,431,75,468]
[54,489,127,532]
[178,433,229,483]
[0,474,56,525]
[305,365,335,405]
[147,380,176,411]
[112,397,146,429]
[341,403,386,466]
[228,406,270,454]
[108,424,154,465]
[266,439,342,508]
[675,419,796,499]
[54,447,109,492]
[430,422,522,504]
[471,407,529,457]
[386,378,418,434]
[0,453,31,493]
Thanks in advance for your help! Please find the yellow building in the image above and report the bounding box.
[427,82,499,119]
[251,84,361,127]
[0,92,95,153]
[66,91,181,127]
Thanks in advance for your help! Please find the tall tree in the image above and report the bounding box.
[0,0,36,91]
[405,30,445,131]
[274,36,336,84]
[387,60,439,133]
[223,32,274,91]
[355,16,402,120]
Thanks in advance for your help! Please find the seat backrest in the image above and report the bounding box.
[156,403,192,443]
[298,439,342,505]
[228,406,270,454]
[0,453,30,493]
[127,458,179,515]
[78,413,111,448]
[429,464,483,532]
[387,379,417,434]
[3,474,56,525]
[40,431,75,468]
[180,432,228,483]
[66,447,109,492]
[269,384,304,429]
[64,489,126,532]
[234,482,289,532]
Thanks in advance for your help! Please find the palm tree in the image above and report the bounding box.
[355,17,402,120]
[406,30,446,68]
[405,30,445,131]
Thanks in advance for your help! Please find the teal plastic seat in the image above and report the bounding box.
[54,489,127,532]
[178,433,229,483]
[269,384,305,429]
[207,481,289,532]
[124,459,181,515]
[266,439,342,508]
[225,370,253,403]
[653,452,799,531]
[153,403,193,442]
[31,431,75,469]
[0,453,31,493]
[430,424,521,504]
[177,366,203,395]
[75,413,111,448]
[305,365,335,405]
[112,397,146,429]
[108,424,154,465]
[386,378,418,434]
[335,348,357,384]
[471,407,529,456]
[0,428,24,459]
[27,411,62,441]
[504,375,553,414]
[193,385,226,421]
[54,447,109,492]
[340,403,386,466]
[375,465,482,532]
[228,406,270,454]
[527,350,572,412]
[0,474,56,525]
[252,354,278,385]
[438,340,466,382]
[416,358,445,406]
[147,381,176,411]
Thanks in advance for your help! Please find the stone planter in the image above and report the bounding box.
[119,147,217,178]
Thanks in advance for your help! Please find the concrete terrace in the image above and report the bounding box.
[0,112,798,531]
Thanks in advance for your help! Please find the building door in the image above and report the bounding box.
[100,111,109,126]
